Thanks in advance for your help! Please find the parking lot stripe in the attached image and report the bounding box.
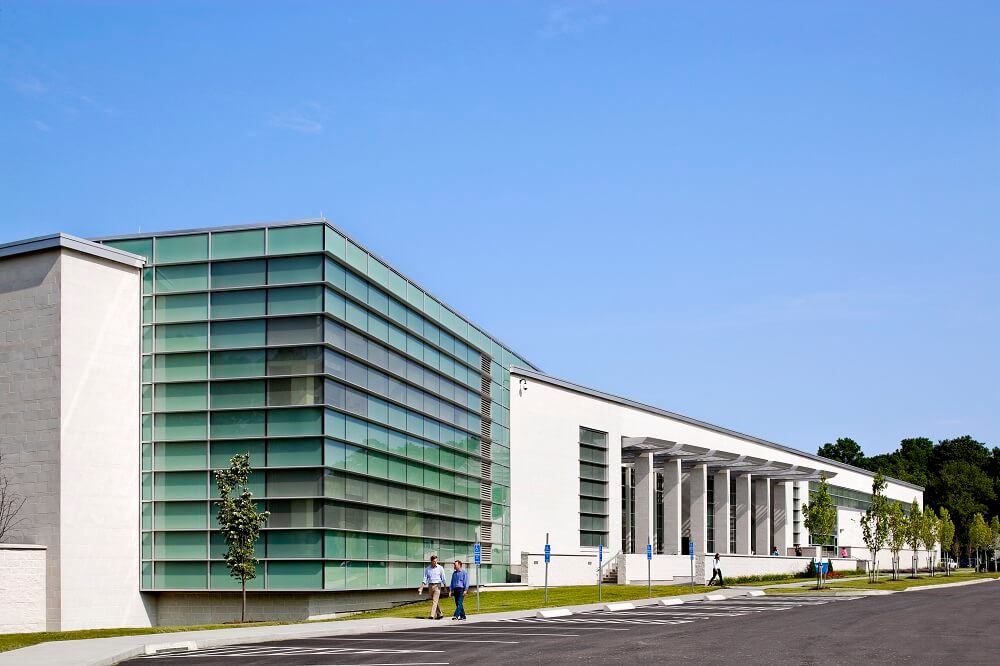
[318,638,521,644]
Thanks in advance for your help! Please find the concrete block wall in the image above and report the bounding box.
[0,545,47,633]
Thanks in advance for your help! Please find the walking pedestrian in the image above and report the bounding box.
[708,553,724,586]
[448,559,470,620]
[417,555,446,619]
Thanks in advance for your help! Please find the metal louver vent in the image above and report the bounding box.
[481,418,491,440]
[480,481,492,502]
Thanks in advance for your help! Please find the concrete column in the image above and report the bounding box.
[634,453,655,554]
[689,464,708,554]
[623,467,632,553]
[735,473,752,554]
[713,469,730,554]
[753,477,771,555]
[661,459,682,555]
[771,481,794,554]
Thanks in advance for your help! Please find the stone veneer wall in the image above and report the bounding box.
[0,545,47,633]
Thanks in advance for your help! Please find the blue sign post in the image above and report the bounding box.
[473,543,481,611]
[598,543,604,601]
[689,541,695,592]
[543,535,550,604]
[646,542,653,598]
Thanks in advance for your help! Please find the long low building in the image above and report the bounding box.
[0,219,924,631]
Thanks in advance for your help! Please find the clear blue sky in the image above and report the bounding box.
[2,1,997,456]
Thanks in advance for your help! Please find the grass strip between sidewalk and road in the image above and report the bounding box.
[765,570,1000,594]
[340,583,716,620]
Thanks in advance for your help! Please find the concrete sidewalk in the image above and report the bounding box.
[0,587,763,666]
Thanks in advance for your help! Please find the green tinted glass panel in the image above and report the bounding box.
[143,297,153,323]
[210,562,264,590]
[268,255,324,285]
[154,471,207,499]
[154,382,208,411]
[143,356,153,382]
[154,561,207,589]
[210,380,265,408]
[268,225,323,255]
[267,560,322,589]
[210,410,265,438]
[325,226,346,259]
[155,323,208,352]
[104,238,152,260]
[209,440,265,468]
[267,438,322,466]
[211,259,267,289]
[154,531,207,559]
[211,290,266,318]
[210,349,265,378]
[268,286,323,315]
[155,352,207,381]
[154,412,208,440]
[266,316,322,345]
[143,268,153,294]
[143,326,153,352]
[267,530,322,558]
[267,407,322,436]
[211,229,265,259]
[345,240,367,273]
[154,501,207,529]
[155,234,208,263]
[154,264,208,293]
[345,561,368,589]
[210,319,265,349]
[154,441,207,470]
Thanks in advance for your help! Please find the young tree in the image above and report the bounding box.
[920,508,939,576]
[215,453,270,623]
[859,473,891,583]
[938,508,956,576]
[906,500,922,577]
[968,513,989,572]
[0,453,27,543]
[887,502,907,581]
[802,475,837,588]
[990,516,1000,572]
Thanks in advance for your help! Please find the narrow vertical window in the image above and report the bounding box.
[579,427,609,547]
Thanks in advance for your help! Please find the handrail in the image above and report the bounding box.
[598,550,623,575]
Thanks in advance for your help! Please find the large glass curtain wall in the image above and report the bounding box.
[103,223,534,591]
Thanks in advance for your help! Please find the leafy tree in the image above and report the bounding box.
[920,508,939,576]
[968,513,990,572]
[906,500,922,577]
[929,460,995,547]
[938,508,956,576]
[215,453,270,623]
[990,516,1000,572]
[817,438,867,468]
[887,502,908,580]
[802,475,837,588]
[859,473,891,582]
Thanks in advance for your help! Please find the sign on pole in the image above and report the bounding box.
[646,543,653,560]
[543,534,550,605]
[598,542,604,602]
[689,540,695,592]
[473,542,481,611]
[646,541,652,598]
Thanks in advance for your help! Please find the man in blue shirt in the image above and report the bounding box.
[418,555,446,619]
[447,559,470,620]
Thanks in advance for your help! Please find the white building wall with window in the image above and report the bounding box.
[509,368,923,575]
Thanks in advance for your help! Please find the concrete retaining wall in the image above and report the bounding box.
[521,552,603,587]
[0,544,47,633]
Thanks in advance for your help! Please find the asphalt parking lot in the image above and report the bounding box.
[128,583,999,665]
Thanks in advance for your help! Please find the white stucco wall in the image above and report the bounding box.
[0,545,47,633]
[509,369,924,566]
[58,250,152,630]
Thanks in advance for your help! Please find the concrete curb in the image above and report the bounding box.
[902,577,1000,592]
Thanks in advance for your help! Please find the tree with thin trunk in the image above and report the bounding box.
[215,453,269,623]
[887,502,907,581]
[938,508,955,576]
[802,475,837,589]
[968,513,989,572]
[920,507,939,576]
[0,454,27,543]
[859,473,891,583]
[990,516,1000,572]
[906,500,922,577]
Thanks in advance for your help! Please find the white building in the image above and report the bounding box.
[509,368,924,585]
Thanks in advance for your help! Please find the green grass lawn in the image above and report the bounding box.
[341,583,716,621]
[0,620,310,654]
[764,570,1000,594]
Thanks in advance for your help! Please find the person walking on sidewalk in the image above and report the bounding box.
[708,553,724,586]
[448,560,470,620]
[417,555,447,619]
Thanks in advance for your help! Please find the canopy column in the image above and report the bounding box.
[735,473,752,554]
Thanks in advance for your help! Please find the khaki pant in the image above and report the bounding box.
[429,583,443,618]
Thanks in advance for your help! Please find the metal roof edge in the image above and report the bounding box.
[0,233,146,268]
[510,366,925,493]
[93,217,541,370]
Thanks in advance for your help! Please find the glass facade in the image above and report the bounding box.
[102,221,536,591]
[578,427,609,547]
